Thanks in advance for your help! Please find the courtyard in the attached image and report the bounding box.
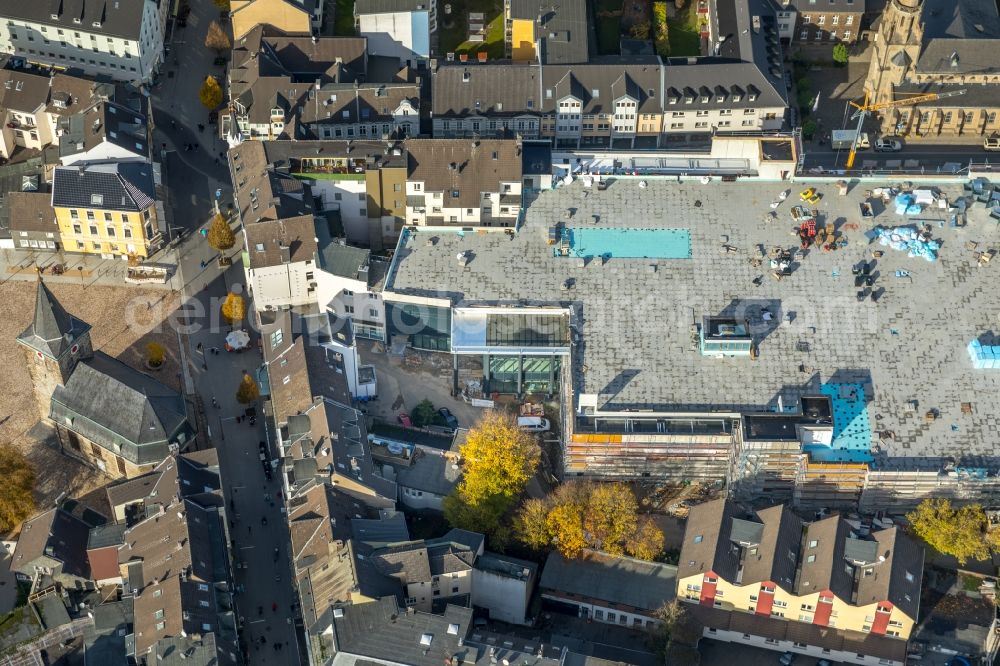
[384,175,1000,467]
[0,280,183,519]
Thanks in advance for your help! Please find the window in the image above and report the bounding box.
[807,554,816,562]
[832,15,839,24]
[817,15,825,24]
[809,539,818,548]
[104,212,112,221]
[693,535,703,543]
[905,570,915,583]
[106,227,115,238]
[154,609,164,619]
[73,224,82,234]
[594,609,604,620]
[86,210,95,221]
[369,308,378,318]
[344,305,354,314]
[800,29,809,39]
[843,30,851,40]
[618,614,627,625]
[124,227,132,238]
[846,15,854,25]
[89,225,98,235]
[607,612,616,622]
[270,329,283,347]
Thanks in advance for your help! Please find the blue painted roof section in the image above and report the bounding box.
[803,383,874,464]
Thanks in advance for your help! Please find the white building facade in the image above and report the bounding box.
[0,0,165,84]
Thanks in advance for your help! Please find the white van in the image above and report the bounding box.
[517,416,551,432]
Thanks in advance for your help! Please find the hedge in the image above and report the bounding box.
[653,1,670,57]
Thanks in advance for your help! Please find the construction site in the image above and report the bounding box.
[382,174,1000,512]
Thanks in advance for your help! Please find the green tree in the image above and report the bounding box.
[221,292,245,325]
[443,411,540,539]
[236,372,259,404]
[213,0,230,9]
[801,118,818,140]
[199,76,223,110]
[206,213,235,251]
[411,399,436,427]
[832,42,849,66]
[907,498,992,564]
[652,2,670,56]
[0,444,35,534]
[205,20,231,52]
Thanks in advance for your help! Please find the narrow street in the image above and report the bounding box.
[147,2,305,662]
[183,265,304,666]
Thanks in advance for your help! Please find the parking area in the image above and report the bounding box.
[358,340,486,431]
[699,639,844,666]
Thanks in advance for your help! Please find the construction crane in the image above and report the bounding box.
[843,88,967,168]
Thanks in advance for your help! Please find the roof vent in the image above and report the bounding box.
[462,71,470,83]
[420,633,433,646]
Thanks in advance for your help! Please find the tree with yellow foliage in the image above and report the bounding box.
[443,411,540,539]
[221,292,245,325]
[908,498,998,565]
[514,480,665,560]
[145,341,166,368]
[0,444,35,534]
[206,213,235,252]
[199,75,223,110]
[235,372,259,404]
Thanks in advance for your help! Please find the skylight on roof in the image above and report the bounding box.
[420,633,433,646]
[447,623,459,635]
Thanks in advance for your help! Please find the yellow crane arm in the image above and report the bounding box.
[867,88,967,111]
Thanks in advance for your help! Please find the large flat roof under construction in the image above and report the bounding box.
[384,177,1000,469]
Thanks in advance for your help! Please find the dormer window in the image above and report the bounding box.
[271,107,282,117]
[72,17,80,23]
[50,13,59,19]
[700,94,709,103]
[749,93,758,102]
[733,94,742,102]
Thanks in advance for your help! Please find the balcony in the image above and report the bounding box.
[291,158,368,180]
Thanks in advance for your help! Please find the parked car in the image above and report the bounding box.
[517,416,551,432]
[778,653,795,666]
[874,138,903,152]
[438,407,459,430]
[398,413,413,428]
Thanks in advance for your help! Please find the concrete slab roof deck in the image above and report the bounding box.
[384,178,1000,468]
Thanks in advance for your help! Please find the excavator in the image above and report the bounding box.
[844,88,967,168]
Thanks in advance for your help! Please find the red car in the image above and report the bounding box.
[397,413,412,428]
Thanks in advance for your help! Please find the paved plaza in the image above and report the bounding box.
[385,177,1000,467]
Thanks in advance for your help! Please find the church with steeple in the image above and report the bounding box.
[17,281,195,479]
[862,0,1000,140]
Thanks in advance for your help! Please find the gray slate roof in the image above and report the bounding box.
[318,240,371,281]
[391,453,461,497]
[329,596,473,666]
[921,0,1000,39]
[354,0,430,14]
[916,38,1000,74]
[17,280,91,359]
[0,0,147,40]
[50,352,192,465]
[508,0,590,64]
[540,550,677,612]
[52,162,155,212]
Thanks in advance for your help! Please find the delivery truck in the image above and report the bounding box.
[831,130,870,151]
